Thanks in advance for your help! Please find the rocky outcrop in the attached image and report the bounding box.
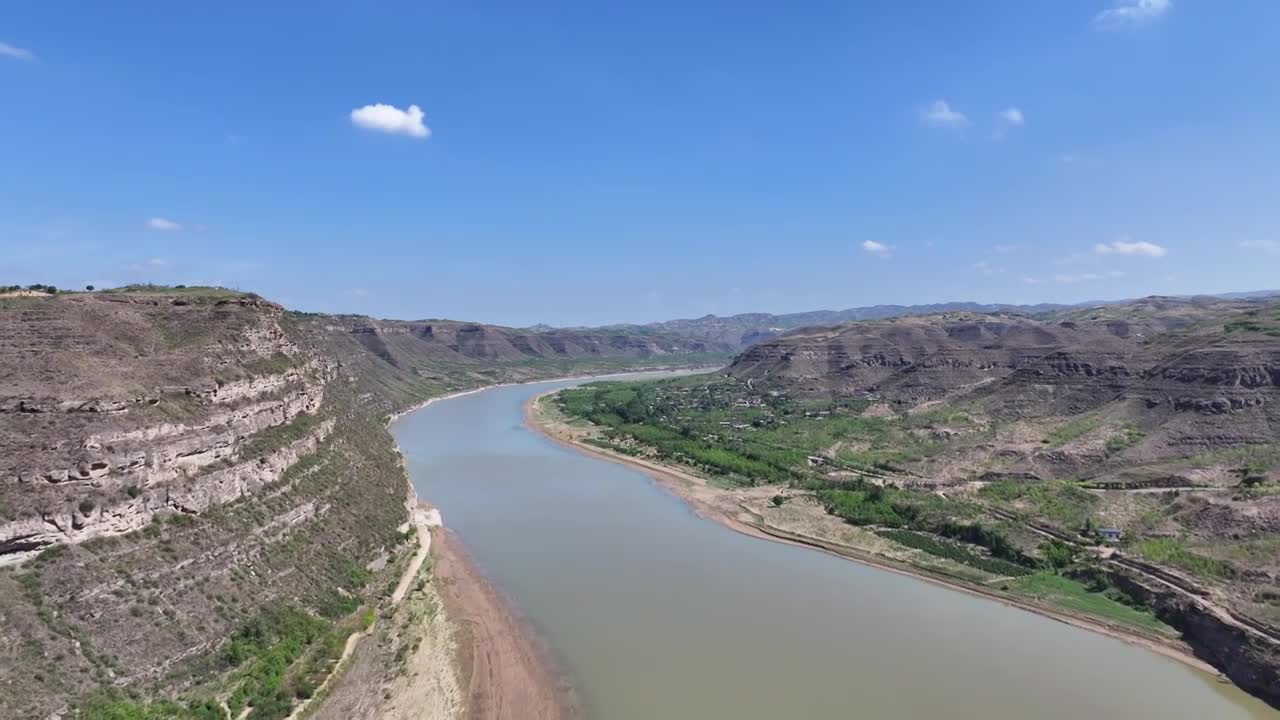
[0,418,331,561]
[0,294,333,563]
[1104,565,1280,708]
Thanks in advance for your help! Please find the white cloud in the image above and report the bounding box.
[1093,0,1172,29]
[1239,239,1279,254]
[1021,276,1041,285]
[991,244,1020,254]
[999,108,1025,127]
[921,100,968,128]
[0,42,34,61]
[1094,236,1168,257]
[1054,270,1127,284]
[972,260,1006,277]
[862,240,893,258]
[146,217,182,231]
[127,257,171,272]
[350,103,430,138]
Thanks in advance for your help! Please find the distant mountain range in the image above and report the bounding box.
[570,290,1280,351]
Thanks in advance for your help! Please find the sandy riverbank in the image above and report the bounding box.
[432,528,574,720]
[522,389,1228,680]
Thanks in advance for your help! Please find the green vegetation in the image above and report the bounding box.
[239,412,325,460]
[555,375,949,485]
[817,486,914,527]
[1044,414,1102,446]
[1224,317,1280,337]
[1006,572,1169,634]
[979,480,1099,532]
[1041,540,1078,570]
[216,603,370,719]
[877,529,1034,576]
[103,283,253,299]
[0,283,59,294]
[1133,537,1238,581]
[245,352,296,376]
[79,691,223,720]
[1104,425,1146,456]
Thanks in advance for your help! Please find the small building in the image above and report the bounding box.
[1099,527,1123,543]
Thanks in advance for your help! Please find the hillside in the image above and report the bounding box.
[0,288,726,719]
[547,295,1280,707]
[600,292,1280,351]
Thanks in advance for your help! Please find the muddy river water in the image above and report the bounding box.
[393,376,1277,720]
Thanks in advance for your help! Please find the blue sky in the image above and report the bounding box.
[2,1,1278,326]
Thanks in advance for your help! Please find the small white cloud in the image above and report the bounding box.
[991,244,1020,254]
[1239,239,1279,254]
[0,42,34,61]
[921,100,968,128]
[862,240,893,258]
[1094,236,1168,257]
[1022,276,1041,285]
[999,108,1025,127]
[1054,270,1127,284]
[1094,0,1172,29]
[127,258,171,272]
[350,103,430,139]
[147,217,182,231]
[972,261,1006,277]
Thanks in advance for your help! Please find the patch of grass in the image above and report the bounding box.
[1044,415,1102,446]
[1224,319,1280,337]
[1198,537,1280,566]
[1133,537,1238,581]
[979,480,1099,532]
[79,691,223,720]
[876,529,1034,576]
[239,413,324,460]
[1104,425,1146,456]
[245,352,295,377]
[817,486,913,527]
[1006,572,1170,634]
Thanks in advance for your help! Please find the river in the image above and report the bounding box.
[392,376,1278,720]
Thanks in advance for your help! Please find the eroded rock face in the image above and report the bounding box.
[0,294,333,563]
[1105,567,1280,709]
